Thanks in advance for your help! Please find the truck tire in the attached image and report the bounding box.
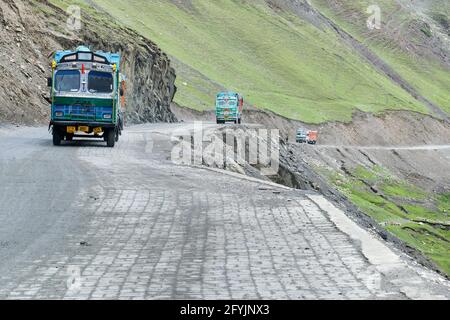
[106,129,115,148]
[53,129,61,146]
[238,118,242,124]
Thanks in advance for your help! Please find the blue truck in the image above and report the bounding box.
[48,46,126,147]
[215,91,244,124]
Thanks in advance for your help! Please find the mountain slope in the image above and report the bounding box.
[311,0,450,117]
[84,0,449,123]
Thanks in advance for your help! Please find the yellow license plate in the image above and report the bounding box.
[67,126,76,134]
[93,127,103,134]
[78,126,89,133]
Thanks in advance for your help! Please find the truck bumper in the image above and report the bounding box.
[216,115,239,120]
[50,121,116,128]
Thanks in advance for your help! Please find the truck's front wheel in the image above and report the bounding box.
[106,129,115,148]
[53,129,62,146]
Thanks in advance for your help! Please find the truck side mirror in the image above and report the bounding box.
[47,77,52,88]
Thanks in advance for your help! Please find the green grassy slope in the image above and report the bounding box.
[318,164,450,276]
[75,0,436,123]
[311,0,450,115]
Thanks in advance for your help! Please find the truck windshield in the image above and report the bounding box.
[55,70,80,92]
[217,99,237,107]
[88,71,113,93]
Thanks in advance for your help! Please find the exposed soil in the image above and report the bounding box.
[172,103,450,145]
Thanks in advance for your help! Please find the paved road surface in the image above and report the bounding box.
[0,124,448,299]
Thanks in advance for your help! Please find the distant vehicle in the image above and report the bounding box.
[48,46,126,147]
[215,91,243,124]
[307,130,318,145]
[296,129,307,143]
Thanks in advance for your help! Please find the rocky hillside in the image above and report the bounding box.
[0,0,177,125]
[87,0,449,123]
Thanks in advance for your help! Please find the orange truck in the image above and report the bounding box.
[306,131,318,145]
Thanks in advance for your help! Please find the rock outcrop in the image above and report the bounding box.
[0,0,177,125]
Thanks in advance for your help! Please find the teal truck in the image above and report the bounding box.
[215,91,244,124]
[48,46,126,147]
[296,128,307,143]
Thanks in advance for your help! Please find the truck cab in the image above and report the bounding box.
[307,131,318,145]
[215,91,243,124]
[48,46,125,147]
[296,129,307,143]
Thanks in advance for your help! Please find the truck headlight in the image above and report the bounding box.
[55,112,63,117]
[103,114,112,119]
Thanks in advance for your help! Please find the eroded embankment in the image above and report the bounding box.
[0,0,177,125]
[172,104,450,145]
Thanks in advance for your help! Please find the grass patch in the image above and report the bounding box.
[319,164,450,276]
[438,193,450,214]
[352,165,388,182]
[387,223,450,275]
[379,181,428,200]
[311,0,450,117]
[348,190,406,223]
[403,204,448,223]
[352,165,379,182]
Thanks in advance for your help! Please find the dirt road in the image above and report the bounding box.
[0,124,448,299]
